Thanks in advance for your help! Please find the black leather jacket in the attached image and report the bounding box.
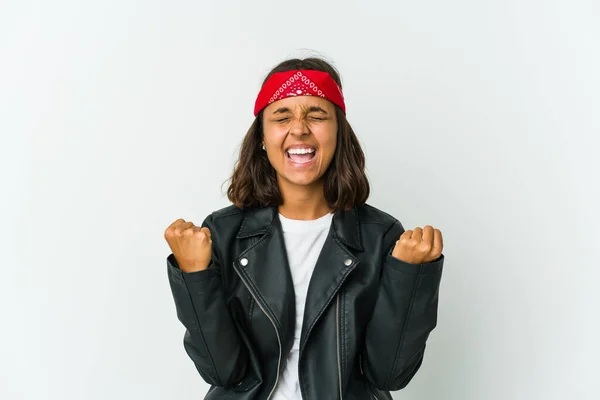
[167,203,444,399]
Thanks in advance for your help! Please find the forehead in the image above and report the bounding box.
[264,95,335,113]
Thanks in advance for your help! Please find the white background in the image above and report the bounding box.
[1,1,599,399]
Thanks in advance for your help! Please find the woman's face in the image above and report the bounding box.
[262,95,338,189]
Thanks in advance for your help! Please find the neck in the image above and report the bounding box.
[277,179,333,220]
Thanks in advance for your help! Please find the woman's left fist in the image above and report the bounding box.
[391,225,443,264]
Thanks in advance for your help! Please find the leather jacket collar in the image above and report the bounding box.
[236,204,364,251]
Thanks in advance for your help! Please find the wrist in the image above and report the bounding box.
[180,261,209,273]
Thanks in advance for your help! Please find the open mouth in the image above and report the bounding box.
[286,148,316,164]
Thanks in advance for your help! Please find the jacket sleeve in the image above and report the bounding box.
[166,214,248,387]
[362,219,444,391]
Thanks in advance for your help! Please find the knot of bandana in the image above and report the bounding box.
[253,70,346,116]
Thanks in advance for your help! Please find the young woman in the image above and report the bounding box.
[164,57,445,400]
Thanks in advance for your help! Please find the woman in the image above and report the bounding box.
[164,57,444,400]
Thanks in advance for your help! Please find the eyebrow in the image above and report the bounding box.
[306,106,328,114]
[271,106,328,115]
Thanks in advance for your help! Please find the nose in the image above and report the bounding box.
[289,117,309,136]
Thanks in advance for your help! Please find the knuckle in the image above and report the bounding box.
[418,241,431,251]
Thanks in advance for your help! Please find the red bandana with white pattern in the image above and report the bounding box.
[253,70,346,116]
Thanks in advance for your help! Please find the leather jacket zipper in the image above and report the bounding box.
[336,293,343,399]
[233,262,282,400]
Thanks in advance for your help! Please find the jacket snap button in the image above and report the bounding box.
[344,258,352,266]
[240,258,249,266]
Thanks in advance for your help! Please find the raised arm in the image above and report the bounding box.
[165,214,248,387]
[362,220,444,390]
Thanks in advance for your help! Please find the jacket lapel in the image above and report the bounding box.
[299,206,363,356]
[234,206,296,356]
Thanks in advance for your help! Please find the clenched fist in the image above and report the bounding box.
[391,225,443,264]
[164,219,213,273]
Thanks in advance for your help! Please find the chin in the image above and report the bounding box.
[280,173,322,187]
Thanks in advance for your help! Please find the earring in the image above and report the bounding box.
[262,144,266,150]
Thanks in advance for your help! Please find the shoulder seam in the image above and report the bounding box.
[211,205,243,221]
[212,209,242,220]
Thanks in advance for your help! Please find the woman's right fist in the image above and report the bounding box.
[164,219,212,273]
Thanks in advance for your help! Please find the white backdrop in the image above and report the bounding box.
[1,1,599,399]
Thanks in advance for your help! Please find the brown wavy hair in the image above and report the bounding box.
[226,57,370,212]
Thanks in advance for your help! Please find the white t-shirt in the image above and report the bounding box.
[271,211,334,400]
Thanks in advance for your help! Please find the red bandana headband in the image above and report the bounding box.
[254,69,346,116]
